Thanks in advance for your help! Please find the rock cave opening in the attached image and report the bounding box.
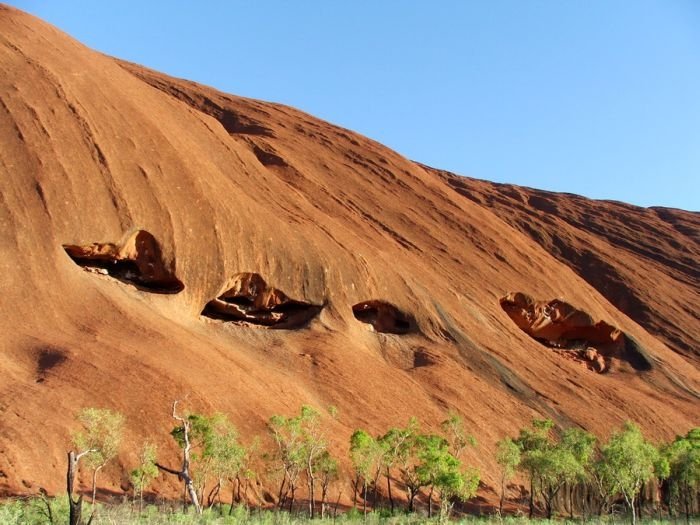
[63,229,184,294]
[202,272,322,329]
[352,300,414,335]
[498,291,638,374]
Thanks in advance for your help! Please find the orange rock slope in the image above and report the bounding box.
[0,5,698,499]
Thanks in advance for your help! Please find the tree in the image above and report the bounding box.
[349,429,383,515]
[201,416,246,510]
[155,400,202,514]
[72,408,124,507]
[317,450,339,518]
[495,437,520,514]
[560,428,596,518]
[130,442,158,512]
[379,423,416,513]
[298,405,328,518]
[663,427,700,523]
[515,418,554,518]
[440,412,477,460]
[268,405,330,515]
[598,421,661,525]
[416,434,479,519]
[514,419,594,519]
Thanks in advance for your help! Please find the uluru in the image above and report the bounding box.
[0,2,698,515]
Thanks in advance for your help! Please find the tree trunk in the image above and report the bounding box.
[277,475,287,509]
[569,483,574,519]
[155,400,202,514]
[625,493,637,525]
[499,474,505,515]
[90,464,103,506]
[67,451,83,525]
[386,467,394,513]
[229,479,236,515]
[288,483,296,513]
[362,481,367,516]
[320,482,329,519]
[528,478,534,519]
[428,485,435,518]
[138,475,144,514]
[308,473,315,518]
[207,480,221,508]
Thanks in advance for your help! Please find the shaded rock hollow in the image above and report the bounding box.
[0,5,698,502]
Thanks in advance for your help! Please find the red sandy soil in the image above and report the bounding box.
[0,4,697,503]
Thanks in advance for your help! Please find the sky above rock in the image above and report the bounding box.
[11,1,700,210]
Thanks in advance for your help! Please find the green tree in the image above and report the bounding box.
[268,405,330,515]
[349,429,383,515]
[560,428,596,518]
[169,412,223,507]
[598,421,661,525]
[72,408,125,507]
[202,416,246,510]
[317,450,339,518]
[379,423,416,513]
[515,419,593,519]
[663,427,700,523]
[298,405,328,518]
[495,437,520,514]
[416,434,479,519]
[515,418,554,518]
[389,419,428,513]
[130,442,158,512]
[440,412,477,460]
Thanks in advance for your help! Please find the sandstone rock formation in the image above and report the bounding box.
[0,5,697,500]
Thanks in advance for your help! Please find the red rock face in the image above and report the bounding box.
[0,5,697,500]
[436,170,700,366]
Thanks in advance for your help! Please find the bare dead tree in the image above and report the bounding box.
[155,399,202,514]
[67,450,95,525]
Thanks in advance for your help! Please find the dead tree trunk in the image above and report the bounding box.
[67,450,95,525]
[155,400,202,514]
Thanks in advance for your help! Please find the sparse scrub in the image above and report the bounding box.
[3,401,697,524]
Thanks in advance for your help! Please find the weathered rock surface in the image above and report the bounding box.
[0,5,697,500]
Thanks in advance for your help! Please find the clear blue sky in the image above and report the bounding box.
[11,1,700,210]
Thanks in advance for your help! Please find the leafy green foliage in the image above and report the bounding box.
[662,427,700,518]
[439,412,477,459]
[514,419,596,518]
[72,407,124,470]
[597,421,661,524]
[130,442,158,508]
